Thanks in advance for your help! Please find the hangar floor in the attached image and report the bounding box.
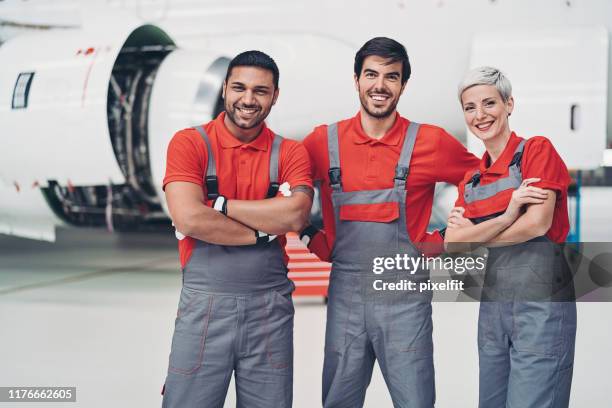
[1,187,612,407]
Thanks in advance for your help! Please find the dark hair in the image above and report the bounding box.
[225,50,279,89]
[354,37,411,84]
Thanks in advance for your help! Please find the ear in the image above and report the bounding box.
[399,80,407,96]
[353,73,360,92]
[272,88,279,106]
[222,81,227,99]
[507,96,514,116]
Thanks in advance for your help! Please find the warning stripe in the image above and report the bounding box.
[285,232,330,297]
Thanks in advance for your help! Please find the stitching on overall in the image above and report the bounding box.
[263,294,290,369]
[176,289,197,318]
[169,295,214,375]
[393,302,427,353]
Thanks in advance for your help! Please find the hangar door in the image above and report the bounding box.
[467,27,608,170]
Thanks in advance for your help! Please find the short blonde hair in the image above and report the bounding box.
[458,66,512,102]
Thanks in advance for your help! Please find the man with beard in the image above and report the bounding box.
[301,37,479,407]
[161,50,313,408]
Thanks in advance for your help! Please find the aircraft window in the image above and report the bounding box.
[12,72,34,109]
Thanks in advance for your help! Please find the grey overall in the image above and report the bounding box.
[162,126,294,408]
[322,122,435,408]
[464,140,576,408]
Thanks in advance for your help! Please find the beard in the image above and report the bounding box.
[359,90,399,119]
[224,102,271,130]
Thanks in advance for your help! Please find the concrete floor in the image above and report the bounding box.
[1,187,611,407]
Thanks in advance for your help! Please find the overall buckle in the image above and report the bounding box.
[328,167,342,186]
[395,165,409,181]
[205,175,219,200]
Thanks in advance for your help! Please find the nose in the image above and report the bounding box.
[374,75,385,90]
[242,90,255,105]
[475,105,487,120]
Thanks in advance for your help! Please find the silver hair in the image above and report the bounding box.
[458,66,512,103]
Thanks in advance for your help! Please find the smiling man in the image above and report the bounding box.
[161,50,313,408]
[301,37,479,407]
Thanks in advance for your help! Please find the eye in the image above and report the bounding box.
[365,72,376,79]
[464,106,474,112]
[485,101,496,107]
[231,86,244,92]
[255,89,268,96]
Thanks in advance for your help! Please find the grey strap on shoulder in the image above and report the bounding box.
[326,122,342,192]
[195,126,216,177]
[195,125,219,199]
[266,133,283,198]
[464,139,527,204]
[394,122,420,189]
[511,139,526,170]
[269,133,282,184]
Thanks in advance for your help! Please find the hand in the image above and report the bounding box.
[254,229,277,246]
[299,224,320,246]
[504,178,548,221]
[447,207,474,229]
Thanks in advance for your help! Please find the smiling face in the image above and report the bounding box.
[461,84,514,143]
[354,55,406,119]
[223,65,278,132]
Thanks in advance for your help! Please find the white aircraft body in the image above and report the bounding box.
[0,0,610,241]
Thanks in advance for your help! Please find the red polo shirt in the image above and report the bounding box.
[163,112,313,268]
[455,132,571,243]
[303,112,480,260]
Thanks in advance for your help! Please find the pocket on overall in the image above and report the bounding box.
[512,300,564,356]
[337,202,400,263]
[207,245,267,282]
[522,265,555,301]
[168,288,213,375]
[384,299,433,354]
[263,291,294,370]
[339,202,399,223]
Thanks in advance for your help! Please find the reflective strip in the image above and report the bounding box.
[394,122,420,189]
[464,139,526,204]
[326,122,342,192]
[331,188,397,206]
[195,125,216,177]
[269,133,282,184]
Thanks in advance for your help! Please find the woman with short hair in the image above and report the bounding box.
[445,66,576,408]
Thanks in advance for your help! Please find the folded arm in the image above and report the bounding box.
[444,178,551,251]
[165,181,256,245]
[486,190,555,247]
[226,186,314,235]
[444,211,515,253]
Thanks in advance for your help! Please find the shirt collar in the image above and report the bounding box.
[479,131,522,175]
[214,112,270,151]
[351,111,404,146]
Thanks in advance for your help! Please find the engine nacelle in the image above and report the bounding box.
[0,21,356,238]
[0,23,230,233]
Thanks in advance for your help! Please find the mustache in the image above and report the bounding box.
[234,103,261,110]
[368,89,392,97]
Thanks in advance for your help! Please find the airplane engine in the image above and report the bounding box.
[0,24,231,234]
[0,18,356,240]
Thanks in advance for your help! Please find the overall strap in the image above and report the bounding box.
[509,139,526,170]
[464,138,527,204]
[394,122,420,190]
[266,133,283,198]
[326,122,342,193]
[195,125,219,200]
